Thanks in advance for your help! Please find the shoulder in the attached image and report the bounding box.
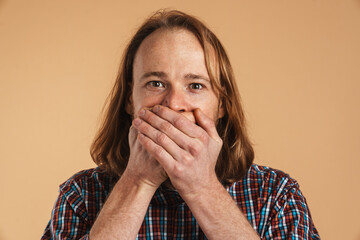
[60,167,105,189]
[59,167,114,199]
[227,164,320,238]
[227,163,301,202]
[247,163,299,189]
[55,167,114,221]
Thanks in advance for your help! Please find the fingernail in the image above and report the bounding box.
[139,109,146,116]
[133,118,141,126]
[153,105,159,112]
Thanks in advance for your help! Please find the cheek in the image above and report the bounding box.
[132,94,164,115]
[197,98,220,120]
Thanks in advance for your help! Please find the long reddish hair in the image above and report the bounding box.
[90,10,254,183]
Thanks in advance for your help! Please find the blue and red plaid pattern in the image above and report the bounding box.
[41,164,320,239]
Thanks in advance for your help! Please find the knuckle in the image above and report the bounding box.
[174,117,185,128]
[198,131,209,144]
[217,137,223,146]
[128,127,136,141]
[157,106,166,116]
[153,145,164,158]
[188,142,201,156]
[160,121,172,132]
[141,136,151,147]
[147,113,156,122]
[181,152,193,163]
[140,138,151,150]
[172,164,184,177]
[140,123,150,132]
[156,132,166,144]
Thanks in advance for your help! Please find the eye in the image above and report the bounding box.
[189,83,203,90]
[147,81,164,88]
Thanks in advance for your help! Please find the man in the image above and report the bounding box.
[42,10,320,239]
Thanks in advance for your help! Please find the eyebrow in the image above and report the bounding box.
[140,71,210,82]
[184,73,210,82]
[140,71,167,80]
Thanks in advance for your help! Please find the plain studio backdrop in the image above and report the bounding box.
[1,0,359,239]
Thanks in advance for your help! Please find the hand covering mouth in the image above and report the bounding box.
[142,107,196,124]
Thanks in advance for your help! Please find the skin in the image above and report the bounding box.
[89,28,259,239]
[127,28,224,189]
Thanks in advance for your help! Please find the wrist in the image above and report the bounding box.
[121,168,161,192]
[179,176,223,203]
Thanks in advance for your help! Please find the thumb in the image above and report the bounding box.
[194,109,221,142]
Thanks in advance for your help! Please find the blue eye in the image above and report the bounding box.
[190,83,203,90]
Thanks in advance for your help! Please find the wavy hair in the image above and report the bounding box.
[90,10,254,183]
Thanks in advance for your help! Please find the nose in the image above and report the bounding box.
[161,87,189,112]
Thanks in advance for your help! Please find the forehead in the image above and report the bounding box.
[132,27,220,87]
[136,28,203,57]
[133,28,209,76]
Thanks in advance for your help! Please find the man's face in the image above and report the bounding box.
[129,28,223,122]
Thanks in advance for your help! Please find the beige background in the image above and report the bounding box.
[1,0,359,239]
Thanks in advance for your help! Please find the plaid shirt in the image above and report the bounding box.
[41,164,320,239]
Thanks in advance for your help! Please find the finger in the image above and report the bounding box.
[194,108,222,143]
[136,109,195,149]
[180,111,196,123]
[128,124,138,145]
[137,132,175,173]
[133,116,189,161]
[151,105,204,139]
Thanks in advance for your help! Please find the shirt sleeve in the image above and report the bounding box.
[263,186,320,240]
[41,184,91,240]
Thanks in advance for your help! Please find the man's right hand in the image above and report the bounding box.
[89,124,166,240]
[124,123,168,188]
